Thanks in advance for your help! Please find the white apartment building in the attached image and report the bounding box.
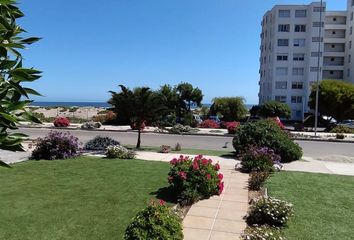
[259,0,354,120]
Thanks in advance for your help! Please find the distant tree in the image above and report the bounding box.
[155,84,179,124]
[109,85,165,148]
[175,82,203,112]
[0,1,42,167]
[249,105,260,117]
[258,101,291,119]
[309,80,354,121]
[209,97,247,121]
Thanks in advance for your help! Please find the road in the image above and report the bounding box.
[16,128,354,158]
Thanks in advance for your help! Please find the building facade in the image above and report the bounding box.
[259,0,354,120]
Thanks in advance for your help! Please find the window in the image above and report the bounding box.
[312,22,324,27]
[349,54,351,63]
[292,82,303,89]
[278,24,290,32]
[278,39,289,46]
[347,69,351,77]
[294,39,305,47]
[312,37,323,42]
[276,67,288,76]
[293,53,305,61]
[313,7,325,12]
[350,27,353,35]
[295,25,306,32]
[295,10,307,18]
[275,96,287,103]
[351,12,353,21]
[279,10,290,18]
[292,68,304,76]
[275,81,288,89]
[277,54,288,61]
[310,67,319,72]
[350,41,352,49]
[291,96,303,103]
[311,52,322,57]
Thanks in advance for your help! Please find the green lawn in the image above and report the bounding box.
[0,157,170,240]
[267,172,354,240]
[125,145,234,157]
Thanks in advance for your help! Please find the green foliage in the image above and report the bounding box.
[241,146,280,173]
[250,105,260,117]
[258,101,291,119]
[168,155,224,206]
[210,97,247,121]
[84,136,120,151]
[241,225,286,240]
[105,145,136,159]
[309,80,354,121]
[247,197,294,227]
[0,1,42,158]
[249,171,270,191]
[336,133,345,140]
[175,82,203,111]
[124,200,183,240]
[330,125,354,134]
[81,121,102,129]
[232,119,302,162]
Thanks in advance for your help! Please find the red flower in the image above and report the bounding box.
[218,182,224,195]
[159,199,166,205]
[170,158,178,165]
[192,161,199,170]
[202,159,209,166]
[206,174,211,180]
[214,163,220,171]
[179,171,187,180]
[218,173,223,180]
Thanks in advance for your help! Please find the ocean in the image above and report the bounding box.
[30,102,255,110]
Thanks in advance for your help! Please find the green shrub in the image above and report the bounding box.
[241,225,286,240]
[84,136,120,151]
[124,200,183,240]
[330,125,354,134]
[249,171,270,191]
[168,155,224,206]
[247,197,294,227]
[168,124,198,134]
[232,119,302,162]
[336,133,345,140]
[159,145,171,153]
[241,146,281,173]
[81,121,102,129]
[105,145,135,159]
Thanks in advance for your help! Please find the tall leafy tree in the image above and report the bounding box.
[109,85,165,148]
[175,82,203,112]
[258,101,291,119]
[309,80,354,121]
[210,97,247,121]
[0,1,42,167]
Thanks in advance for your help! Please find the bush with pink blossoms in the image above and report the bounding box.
[198,120,220,129]
[225,121,241,134]
[53,117,70,127]
[168,155,224,206]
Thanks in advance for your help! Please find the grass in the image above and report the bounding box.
[0,157,170,240]
[125,145,235,157]
[267,171,354,240]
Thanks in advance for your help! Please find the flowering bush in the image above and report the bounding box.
[31,131,80,160]
[84,136,120,151]
[168,155,224,206]
[53,117,70,127]
[272,117,285,129]
[241,146,281,173]
[160,145,171,153]
[198,120,220,129]
[233,119,303,162]
[249,171,270,191]
[246,197,294,227]
[106,145,135,159]
[168,124,194,134]
[124,200,183,240]
[130,121,146,130]
[92,111,116,124]
[225,121,240,134]
[241,225,286,240]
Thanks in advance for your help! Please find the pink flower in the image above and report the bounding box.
[206,174,211,180]
[168,176,174,183]
[202,159,209,166]
[214,163,220,171]
[179,171,187,180]
[218,173,223,180]
[218,182,224,195]
[159,199,165,205]
[192,161,199,170]
[170,158,178,165]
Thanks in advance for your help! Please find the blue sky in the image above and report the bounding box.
[20,0,346,104]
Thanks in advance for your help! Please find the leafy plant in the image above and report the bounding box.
[168,124,197,134]
[84,136,120,151]
[247,197,294,227]
[168,155,224,206]
[241,225,286,240]
[124,200,183,240]
[258,101,291,119]
[233,119,302,162]
[249,171,270,191]
[330,125,354,134]
[210,97,247,121]
[225,121,240,134]
[31,131,80,160]
[241,146,281,173]
[0,0,42,166]
[105,145,135,159]
[336,133,345,140]
[159,145,171,153]
[53,117,70,127]
[81,121,102,129]
[198,119,220,129]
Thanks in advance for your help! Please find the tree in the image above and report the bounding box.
[249,105,260,117]
[258,101,291,119]
[109,85,165,148]
[309,80,354,122]
[0,1,42,167]
[209,97,247,121]
[175,82,203,112]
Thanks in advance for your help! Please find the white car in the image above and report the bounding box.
[338,120,354,129]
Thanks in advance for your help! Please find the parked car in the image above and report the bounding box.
[193,114,202,124]
[337,120,354,129]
